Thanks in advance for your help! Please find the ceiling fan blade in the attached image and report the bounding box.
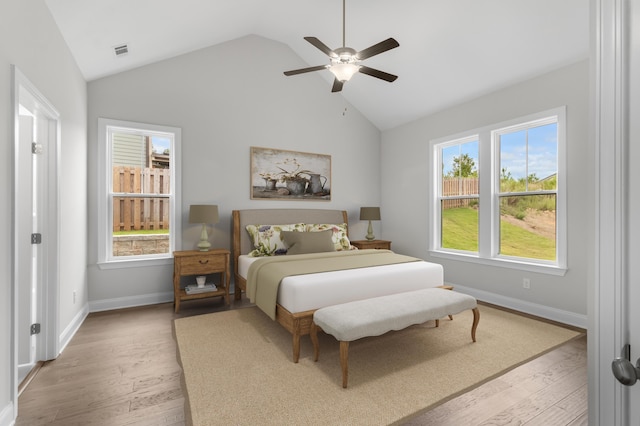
[355,38,399,60]
[358,66,398,82]
[304,37,338,58]
[331,79,344,92]
[283,65,328,76]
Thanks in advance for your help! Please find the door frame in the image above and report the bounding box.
[590,0,629,423]
[11,66,60,411]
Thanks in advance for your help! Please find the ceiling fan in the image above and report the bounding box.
[283,0,399,93]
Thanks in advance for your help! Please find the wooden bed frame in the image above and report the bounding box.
[232,209,349,363]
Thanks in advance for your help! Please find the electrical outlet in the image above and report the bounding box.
[523,278,531,289]
[73,290,76,304]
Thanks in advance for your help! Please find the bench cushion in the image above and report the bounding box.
[313,288,477,342]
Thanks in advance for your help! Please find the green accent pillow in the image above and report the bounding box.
[245,223,306,257]
[306,223,351,251]
[282,230,336,255]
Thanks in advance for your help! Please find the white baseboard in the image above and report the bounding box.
[88,292,174,313]
[17,363,35,385]
[58,303,89,354]
[87,287,584,329]
[0,401,15,426]
[450,283,587,329]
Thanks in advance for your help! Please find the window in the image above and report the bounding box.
[430,107,566,275]
[98,118,181,267]
[439,137,479,252]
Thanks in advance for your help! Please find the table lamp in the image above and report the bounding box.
[359,207,381,241]
[189,204,219,251]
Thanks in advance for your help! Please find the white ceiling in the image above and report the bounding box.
[44,0,589,130]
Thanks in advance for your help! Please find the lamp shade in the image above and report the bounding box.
[359,207,381,221]
[189,205,219,224]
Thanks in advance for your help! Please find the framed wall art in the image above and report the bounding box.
[250,147,331,201]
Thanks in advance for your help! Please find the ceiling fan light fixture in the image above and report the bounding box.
[283,0,398,92]
[329,63,359,82]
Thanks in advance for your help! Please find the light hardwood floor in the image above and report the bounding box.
[16,298,587,426]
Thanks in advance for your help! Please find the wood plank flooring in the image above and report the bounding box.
[405,333,587,425]
[16,298,587,425]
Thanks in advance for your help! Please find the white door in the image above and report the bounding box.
[625,0,640,420]
[593,0,640,424]
[16,96,48,385]
[16,112,36,384]
[12,67,60,404]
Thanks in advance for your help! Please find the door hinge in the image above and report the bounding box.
[31,142,43,154]
[30,323,41,335]
[31,233,42,244]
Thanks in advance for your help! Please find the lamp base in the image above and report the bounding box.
[365,220,375,241]
[198,224,211,251]
[197,242,211,252]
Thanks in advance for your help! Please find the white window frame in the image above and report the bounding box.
[429,107,567,276]
[97,118,182,269]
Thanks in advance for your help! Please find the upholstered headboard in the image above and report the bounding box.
[231,209,348,299]
[232,209,348,256]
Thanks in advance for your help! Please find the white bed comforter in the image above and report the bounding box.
[238,254,444,313]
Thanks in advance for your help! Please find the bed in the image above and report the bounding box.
[232,208,444,362]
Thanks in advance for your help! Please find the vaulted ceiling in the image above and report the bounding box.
[44,0,589,130]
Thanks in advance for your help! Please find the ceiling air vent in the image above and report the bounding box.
[113,44,129,57]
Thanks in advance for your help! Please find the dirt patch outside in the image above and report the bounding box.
[501,209,556,240]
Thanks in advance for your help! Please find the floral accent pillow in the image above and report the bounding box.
[245,223,306,257]
[305,223,352,251]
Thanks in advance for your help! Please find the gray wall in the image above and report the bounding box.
[381,60,591,319]
[86,36,591,322]
[0,0,88,421]
[87,35,382,306]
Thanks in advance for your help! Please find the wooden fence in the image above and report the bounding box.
[442,177,479,209]
[113,167,170,232]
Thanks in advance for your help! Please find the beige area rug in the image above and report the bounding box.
[173,305,581,426]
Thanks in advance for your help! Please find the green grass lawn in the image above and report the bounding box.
[442,208,478,251]
[442,207,555,260]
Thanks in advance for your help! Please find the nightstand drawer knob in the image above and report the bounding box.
[199,260,209,264]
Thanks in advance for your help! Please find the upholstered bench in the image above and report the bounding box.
[310,288,480,388]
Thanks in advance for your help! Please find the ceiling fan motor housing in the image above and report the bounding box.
[334,47,357,63]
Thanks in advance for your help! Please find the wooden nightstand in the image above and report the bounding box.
[173,249,230,313]
[350,239,392,250]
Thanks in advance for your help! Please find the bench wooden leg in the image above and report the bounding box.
[340,341,349,388]
[292,333,301,363]
[310,322,320,362]
[471,307,480,342]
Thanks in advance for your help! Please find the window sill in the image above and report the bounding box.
[97,256,173,270]
[429,250,567,276]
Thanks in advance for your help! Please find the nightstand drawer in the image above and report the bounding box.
[179,254,226,275]
[350,240,392,250]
